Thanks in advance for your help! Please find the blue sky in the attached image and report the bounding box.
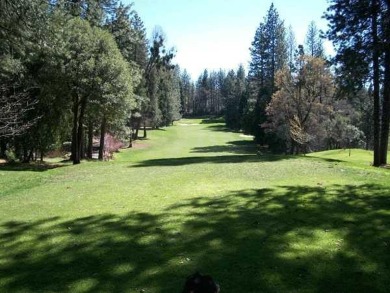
[122,0,331,79]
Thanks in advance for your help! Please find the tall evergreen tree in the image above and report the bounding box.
[107,4,148,68]
[58,0,119,27]
[224,65,247,130]
[247,3,287,145]
[286,25,297,70]
[326,0,390,166]
[216,69,227,114]
[105,3,148,143]
[305,21,325,58]
[158,67,181,126]
[223,70,237,128]
[209,71,219,114]
[142,27,175,133]
[179,69,194,115]
[194,69,211,115]
[130,12,149,69]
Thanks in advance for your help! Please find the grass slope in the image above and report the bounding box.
[0,118,389,293]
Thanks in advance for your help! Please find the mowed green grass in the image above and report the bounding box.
[0,118,389,293]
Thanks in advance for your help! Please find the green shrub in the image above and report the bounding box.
[5,149,16,162]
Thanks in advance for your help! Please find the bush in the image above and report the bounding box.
[104,133,124,160]
[5,149,16,163]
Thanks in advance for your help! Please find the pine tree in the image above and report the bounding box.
[247,3,287,145]
[179,69,194,115]
[286,25,297,70]
[158,67,181,126]
[216,69,226,114]
[59,0,119,27]
[305,21,324,58]
[195,69,211,115]
[142,27,175,131]
[325,0,390,166]
[224,65,247,130]
[223,70,238,129]
[130,12,148,69]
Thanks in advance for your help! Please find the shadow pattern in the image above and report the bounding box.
[191,140,258,155]
[202,124,232,132]
[0,162,66,172]
[0,184,389,292]
[131,154,292,168]
[200,118,225,124]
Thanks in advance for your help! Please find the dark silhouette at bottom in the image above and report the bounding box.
[182,272,220,293]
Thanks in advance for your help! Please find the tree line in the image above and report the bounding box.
[1,0,389,167]
[179,1,389,166]
[0,0,182,164]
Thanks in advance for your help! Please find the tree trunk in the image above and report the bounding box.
[143,118,147,138]
[22,148,29,163]
[379,56,390,165]
[379,8,390,165]
[80,135,85,160]
[29,149,34,162]
[128,128,133,148]
[134,119,140,140]
[71,93,80,164]
[98,116,106,161]
[290,139,296,155]
[0,140,6,158]
[77,97,87,161]
[372,0,381,166]
[87,121,93,159]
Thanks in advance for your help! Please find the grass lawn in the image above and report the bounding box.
[0,118,389,293]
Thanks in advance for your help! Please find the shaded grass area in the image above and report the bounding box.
[0,184,389,292]
[0,161,67,172]
[203,123,232,132]
[132,154,290,167]
[200,117,225,124]
[191,140,258,154]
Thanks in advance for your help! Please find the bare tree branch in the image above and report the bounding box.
[0,86,39,138]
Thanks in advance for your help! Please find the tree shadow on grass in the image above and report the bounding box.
[0,184,389,292]
[132,154,291,167]
[305,156,345,164]
[0,162,67,172]
[203,124,232,132]
[191,140,258,155]
[200,117,225,124]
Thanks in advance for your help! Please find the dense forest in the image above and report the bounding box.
[0,0,389,166]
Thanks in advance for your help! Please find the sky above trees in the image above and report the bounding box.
[125,0,331,78]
